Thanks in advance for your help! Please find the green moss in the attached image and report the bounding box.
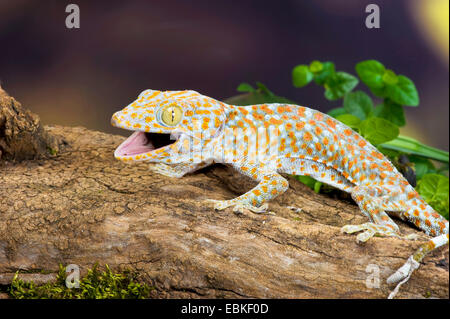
[47,146,58,156]
[8,263,153,299]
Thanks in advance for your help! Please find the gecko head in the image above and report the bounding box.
[111,89,191,162]
[111,89,226,162]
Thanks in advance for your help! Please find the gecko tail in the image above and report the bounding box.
[387,233,449,299]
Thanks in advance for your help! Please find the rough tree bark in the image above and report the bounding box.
[0,86,60,161]
[0,93,448,299]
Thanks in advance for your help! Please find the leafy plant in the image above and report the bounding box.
[227,59,449,219]
[8,264,153,299]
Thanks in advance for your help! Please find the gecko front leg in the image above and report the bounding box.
[205,162,288,214]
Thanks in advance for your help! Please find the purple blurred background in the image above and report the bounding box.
[0,0,448,150]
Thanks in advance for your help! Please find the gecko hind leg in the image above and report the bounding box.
[341,186,409,242]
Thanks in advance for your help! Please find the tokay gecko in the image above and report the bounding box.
[111,89,449,298]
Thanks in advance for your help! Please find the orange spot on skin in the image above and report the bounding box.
[196,109,211,115]
[358,140,367,148]
[326,118,336,129]
[297,107,306,117]
[238,107,249,115]
[269,118,283,125]
[371,151,384,160]
[315,126,322,135]
[315,143,322,152]
[304,132,313,142]
[344,129,353,136]
[252,189,261,196]
[261,104,274,114]
[296,121,305,130]
[254,113,264,121]
[314,113,324,121]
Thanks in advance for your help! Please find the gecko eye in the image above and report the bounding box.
[160,104,183,126]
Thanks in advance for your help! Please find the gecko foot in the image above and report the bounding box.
[341,222,400,243]
[150,163,185,178]
[387,256,420,299]
[204,199,275,215]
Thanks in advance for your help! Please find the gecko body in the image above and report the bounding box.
[111,89,448,297]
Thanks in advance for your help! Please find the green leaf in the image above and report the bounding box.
[255,82,275,96]
[359,117,399,145]
[336,114,361,129]
[314,62,335,85]
[295,175,317,189]
[292,65,314,88]
[343,91,374,120]
[355,60,385,89]
[237,83,255,93]
[324,72,359,100]
[384,75,419,106]
[309,60,323,73]
[327,107,347,118]
[377,145,400,158]
[416,174,449,220]
[373,99,406,127]
[382,69,399,85]
[295,175,322,193]
[225,83,297,106]
[409,155,436,180]
[313,181,323,193]
[381,135,449,163]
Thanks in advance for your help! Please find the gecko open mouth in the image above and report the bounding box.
[114,131,175,157]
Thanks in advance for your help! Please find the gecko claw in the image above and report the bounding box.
[204,199,274,215]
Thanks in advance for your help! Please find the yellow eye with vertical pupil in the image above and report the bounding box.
[161,105,182,126]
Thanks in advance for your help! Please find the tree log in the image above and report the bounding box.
[0,124,448,299]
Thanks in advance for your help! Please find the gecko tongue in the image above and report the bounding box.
[115,131,155,157]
